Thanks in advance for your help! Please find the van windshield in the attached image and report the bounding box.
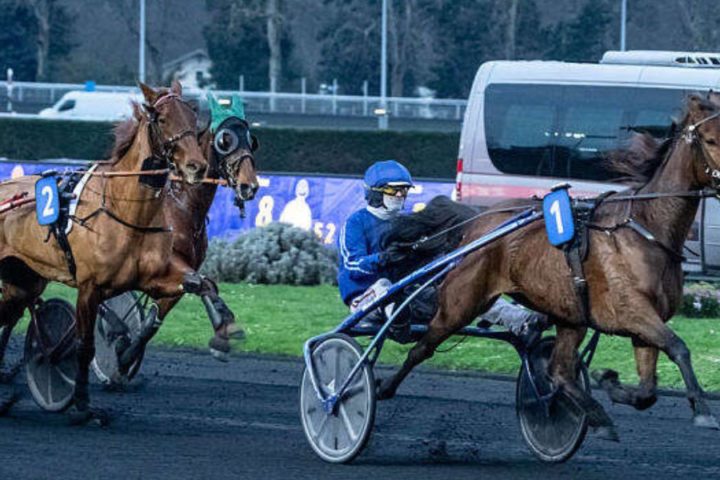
[484,84,688,181]
[57,99,76,112]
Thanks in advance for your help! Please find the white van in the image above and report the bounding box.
[39,91,141,121]
[455,51,720,275]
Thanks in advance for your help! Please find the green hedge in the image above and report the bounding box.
[0,118,459,179]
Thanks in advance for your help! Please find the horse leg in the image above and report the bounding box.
[620,310,717,428]
[143,267,240,358]
[551,325,619,441]
[592,339,658,411]
[181,271,244,350]
[68,285,108,426]
[0,280,45,412]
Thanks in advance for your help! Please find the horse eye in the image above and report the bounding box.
[213,129,239,154]
[707,138,718,146]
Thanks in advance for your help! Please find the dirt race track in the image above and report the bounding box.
[0,344,719,480]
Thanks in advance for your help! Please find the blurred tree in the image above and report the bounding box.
[5,0,74,81]
[204,0,294,91]
[0,1,37,80]
[316,0,380,95]
[547,0,613,62]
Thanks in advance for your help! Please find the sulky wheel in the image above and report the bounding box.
[516,336,590,463]
[92,291,147,384]
[300,333,376,464]
[25,298,78,412]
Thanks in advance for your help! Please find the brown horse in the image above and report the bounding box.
[377,92,720,436]
[0,81,208,422]
[110,109,260,377]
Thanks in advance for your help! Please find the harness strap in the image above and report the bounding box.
[51,223,77,280]
[561,190,615,324]
[72,206,172,234]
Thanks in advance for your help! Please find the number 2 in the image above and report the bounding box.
[41,185,55,218]
[549,199,563,234]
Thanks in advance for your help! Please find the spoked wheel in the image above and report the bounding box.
[92,291,147,384]
[300,333,376,464]
[24,298,78,412]
[516,336,590,463]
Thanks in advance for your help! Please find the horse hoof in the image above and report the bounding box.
[591,368,619,385]
[375,378,396,401]
[0,363,22,384]
[693,414,720,430]
[226,323,246,341]
[592,425,620,442]
[0,390,19,416]
[209,348,229,363]
[68,406,111,427]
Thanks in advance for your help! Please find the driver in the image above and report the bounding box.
[337,160,546,344]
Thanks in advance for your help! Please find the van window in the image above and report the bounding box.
[57,99,76,112]
[484,84,687,181]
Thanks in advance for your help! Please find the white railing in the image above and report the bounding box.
[0,81,467,121]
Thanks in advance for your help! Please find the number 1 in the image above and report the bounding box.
[550,199,564,234]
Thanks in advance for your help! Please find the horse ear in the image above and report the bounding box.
[688,93,705,112]
[171,79,183,96]
[138,81,159,105]
[131,102,143,121]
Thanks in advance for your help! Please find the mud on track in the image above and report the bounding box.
[0,342,718,480]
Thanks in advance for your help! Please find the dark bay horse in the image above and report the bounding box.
[0,81,208,422]
[377,92,720,436]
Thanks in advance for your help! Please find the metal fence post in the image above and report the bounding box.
[362,80,368,116]
[270,76,277,113]
[332,78,337,115]
[301,77,306,114]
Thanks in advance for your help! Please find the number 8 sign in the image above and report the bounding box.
[542,186,575,247]
[35,176,60,226]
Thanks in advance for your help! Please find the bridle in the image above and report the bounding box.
[145,93,198,174]
[683,109,720,190]
[211,118,257,217]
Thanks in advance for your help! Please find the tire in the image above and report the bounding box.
[25,298,78,412]
[300,333,376,464]
[516,336,590,463]
[92,292,146,384]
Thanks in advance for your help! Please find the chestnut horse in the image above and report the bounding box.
[0,81,208,422]
[112,94,260,377]
[377,93,720,437]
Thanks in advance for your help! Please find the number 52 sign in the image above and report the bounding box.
[542,187,575,247]
[35,176,60,226]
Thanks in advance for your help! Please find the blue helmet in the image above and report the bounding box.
[363,160,413,189]
[363,160,413,207]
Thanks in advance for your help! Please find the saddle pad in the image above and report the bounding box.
[65,163,98,235]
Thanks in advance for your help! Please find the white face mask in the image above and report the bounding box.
[383,194,405,213]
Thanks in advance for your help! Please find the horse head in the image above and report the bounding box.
[683,92,720,190]
[206,93,259,203]
[139,80,208,185]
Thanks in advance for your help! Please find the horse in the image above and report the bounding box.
[0,81,209,423]
[109,93,260,378]
[376,92,720,437]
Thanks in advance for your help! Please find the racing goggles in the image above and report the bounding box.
[371,184,411,196]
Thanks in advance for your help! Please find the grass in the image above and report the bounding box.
[23,282,720,391]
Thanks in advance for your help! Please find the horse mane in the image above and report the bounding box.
[111,102,143,161]
[605,132,673,186]
[382,196,479,277]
